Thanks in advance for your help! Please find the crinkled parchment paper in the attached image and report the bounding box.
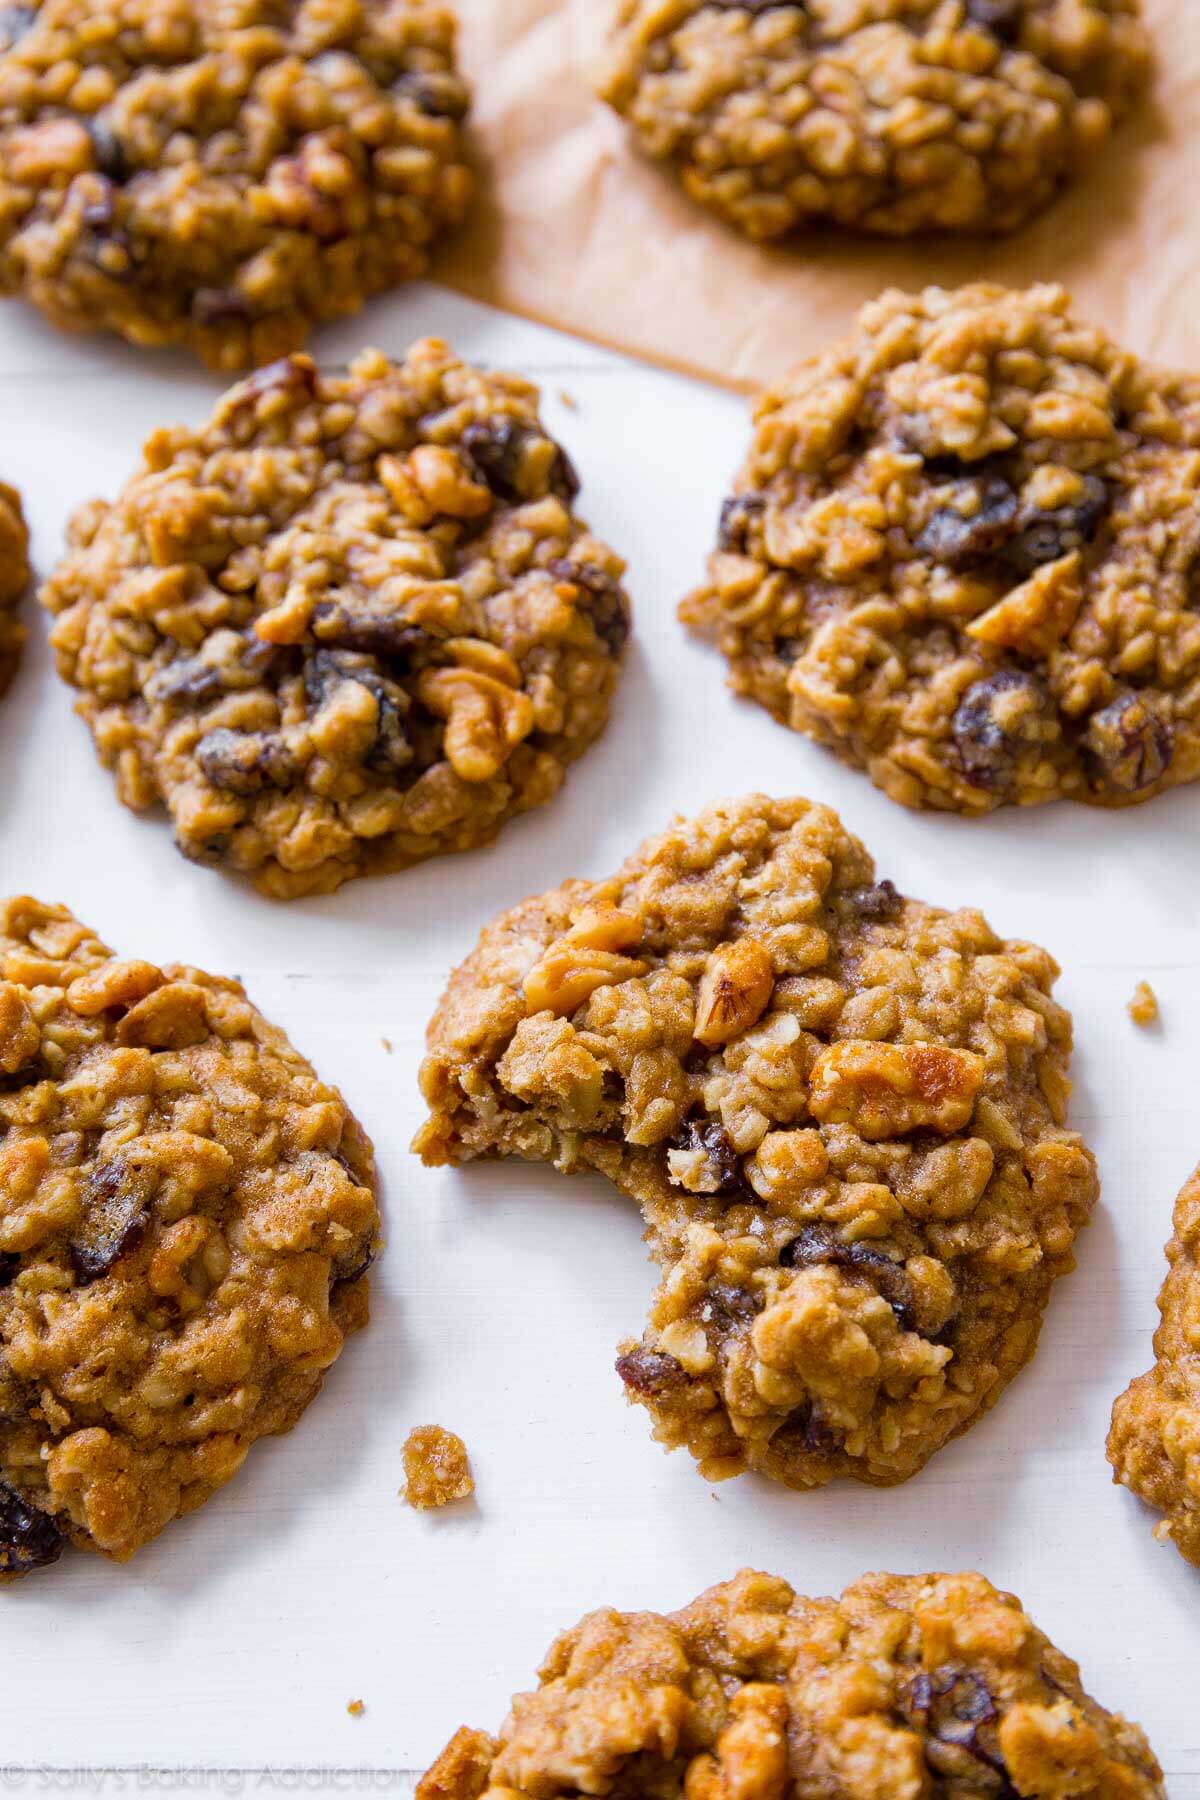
[439,0,1192,390]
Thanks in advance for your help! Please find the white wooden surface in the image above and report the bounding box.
[0,285,1197,1796]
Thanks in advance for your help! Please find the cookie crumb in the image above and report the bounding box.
[382,1037,394,1054]
[558,389,579,411]
[402,1425,474,1510]
[1128,981,1159,1027]
[347,1700,365,1719]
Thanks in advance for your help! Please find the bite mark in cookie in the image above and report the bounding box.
[414,795,1096,1489]
[0,896,379,1575]
[39,340,631,898]
[0,0,472,368]
[599,2,1149,240]
[418,1569,1164,1800]
[681,284,1200,815]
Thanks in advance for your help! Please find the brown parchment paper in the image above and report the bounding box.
[438,0,1195,392]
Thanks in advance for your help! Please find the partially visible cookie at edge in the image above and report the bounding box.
[0,480,29,696]
[0,896,379,1577]
[682,283,1200,814]
[0,0,472,369]
[598,1,1149,240]
[415,794,1097,1491]
[40,339,631,899]
[1108,1162,1200,1568]
[418,1568,1165,1800]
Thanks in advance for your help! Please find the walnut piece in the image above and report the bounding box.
[417,668,536,783]
[808,1040,984,1139]
[522,906,646,1018]
[694,939,775,1048]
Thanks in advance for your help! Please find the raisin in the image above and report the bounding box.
[86,119,128,183]
[904,1667,1014,1792]
[462,419,580,504]
[1005,474,1108,575]
[708,1281,759,1322]
[548,559,630,655]
[671,1118,742,1194]
[965,0,1022,41]
[782,1401,839,1454]
[0,1485,65,1577]
[0,6,36,51]
[952,670,1051,791]
[615,1347,688,1396]
[193,288,252,327]
[70,1161,148,1286]
[1083,691,1172,794]
[147,635,278,707]
[781,1223,915,1331]
[304,650,412,772]
[196,729,296,796]
[393,70,470,121]
[0,1253,19,1287]
[844,879,900,920]
[311,602,428,660]
[717,493,766,553]
[332,1245,374,1288]
[915,475,1018,567]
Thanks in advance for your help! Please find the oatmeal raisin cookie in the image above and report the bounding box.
[599,2,1148,240]
[682,283,1200,814]
[0,895,379,1575]
[1108,1162,1200,1568]
[0,0,472,369]
[40,340,630,898]
[415,795,1096,1489]
[0,479,28,695]
[420,1568,1164,1800]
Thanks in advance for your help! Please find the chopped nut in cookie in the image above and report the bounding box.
[414,795,1096,1491]
[40,341,631,898]
[0,897,379,1578]
[418,1569,1164,1800]
[682,284,1200,816]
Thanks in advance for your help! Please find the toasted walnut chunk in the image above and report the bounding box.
[694,939,774,1048]
[808,1041,984,1139]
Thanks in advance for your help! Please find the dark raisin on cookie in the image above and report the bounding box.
[462,419,580,505]
[915,474,1019,567]
[0,1252,19,1286]
[672,1117,743,1193]
[1005,475,1109,575]
[951,670,1051,791]
[614,1347,688,1396]
[717,493,767,553]
[965,0,1022,42]
[1083,691,1173,793]
[303,651,412,773]
[393,70,470,121]
[548,559,631,655]
[844,880,901,921]
[196,728,297,796]
[70,1161,149,1286]
[0,1484,66,1577]
[782,1222,916,1331]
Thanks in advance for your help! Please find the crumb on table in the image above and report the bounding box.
[558,389,579,411]
[347,1700,365,1719]
[1128,981,1159,1027]
[402,1425,474,1510]
[382,1037,394,1054]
